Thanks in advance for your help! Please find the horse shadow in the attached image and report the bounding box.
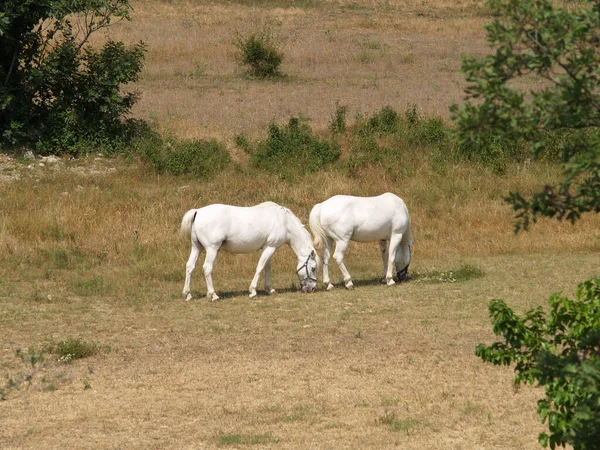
[335,275,412,288]
[185,276,411,301]
[185,285,301,301]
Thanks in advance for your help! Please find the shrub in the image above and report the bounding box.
[45,338,102,362]
[0,1,145,155]
[234,26,283,78]
[476,277,600,450]
[329,104,348,134]
[135,132,231,178]
[402,106,449,147]
[360,105,400,135]
[251,117,340,178]
[234,133,252,153]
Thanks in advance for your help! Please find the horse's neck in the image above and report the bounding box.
[284,212,311,258]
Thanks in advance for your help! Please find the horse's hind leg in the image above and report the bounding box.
[202,247,220,301]
[263,258,276,295]
[333,239,353,289]
[249,246,277,298]
[183,240,202,301]
[322,237,334,290]
[379,240,389,283]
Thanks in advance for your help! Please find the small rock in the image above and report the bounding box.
[23,150,36,161]
[41,155,60,164]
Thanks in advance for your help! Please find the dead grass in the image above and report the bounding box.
[104,0,492,141]
[1,155,599,448]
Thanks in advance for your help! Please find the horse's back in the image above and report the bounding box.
[192,203,286,252]
[318,193,409,242]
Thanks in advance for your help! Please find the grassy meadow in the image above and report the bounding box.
[1,0,600,448]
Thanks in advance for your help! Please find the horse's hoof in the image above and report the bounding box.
[345,281,354,290]
[249,291,257,298]
[267,289,276,295]
[185,293,193,302]
[326,283,334,291]
[208,293,219,301]
[386,279,396,287]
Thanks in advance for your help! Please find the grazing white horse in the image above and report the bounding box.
[309,193,412,290]
[180,202,318,301]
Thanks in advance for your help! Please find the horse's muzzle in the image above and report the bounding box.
[396,264,409,282]
[302,284,316,293]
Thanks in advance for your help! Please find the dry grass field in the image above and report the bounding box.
[1,0,600,449]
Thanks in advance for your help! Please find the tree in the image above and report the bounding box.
[451,0,600,231]
[453,1,600,448]
[476,280,600,449]
[0,0,145,154]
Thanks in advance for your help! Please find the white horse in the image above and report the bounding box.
[180,202,318,301]
[309,193,412,290]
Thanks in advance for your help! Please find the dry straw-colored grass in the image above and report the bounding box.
[111,0,491,140]
[1,0,600,448]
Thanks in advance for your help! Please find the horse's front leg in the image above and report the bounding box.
[183,240,202,301]
[385,234,403,286]
[249,246,277,298]
[322,237,334,291]
[333,238,353,289]
[394,240,411,282]
[202,247,220,301]
[379,240,389,284]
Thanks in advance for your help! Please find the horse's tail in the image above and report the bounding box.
[309,203,327,250]
[401,204,413,248]
[180,209,197,239]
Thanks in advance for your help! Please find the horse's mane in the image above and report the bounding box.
[282,207,314,248]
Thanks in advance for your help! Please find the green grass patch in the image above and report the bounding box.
[70,275,111,296]
[413,264,484,284]
[45,338,103,362]
[377,410,419,433]
[217,432,279,446]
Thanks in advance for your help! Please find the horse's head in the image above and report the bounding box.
[296,250,318,293]
[396,241,412,282]
[396,263,410,282]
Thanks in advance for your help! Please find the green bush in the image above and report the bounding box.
[345,134,391,176]
[251,117,340,178]
[476,277,600,450]
[329,104,348,134]
[0,1,145,155]
[135,132,231,178]
[359,105,401,135]
[451,133,521,174]
[355,105,449,147]
[234,27,283,78]
[402,106,449,147]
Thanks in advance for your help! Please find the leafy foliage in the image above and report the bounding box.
[251,117,340,178]
[234,25,283,78]
[329,103,348,134]
[345,105,450,175]
[476,278,600,449]
[134,130,231,178]
[451,0,600,230]
[0,0,145,154]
